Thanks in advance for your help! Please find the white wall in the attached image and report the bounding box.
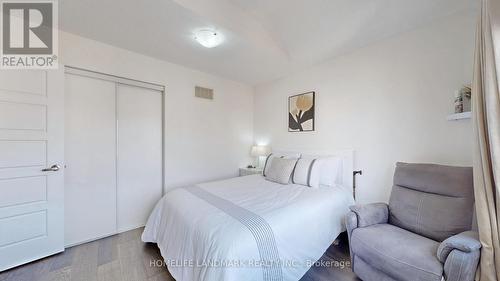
[59,31,254,191]
[253,11,476,203]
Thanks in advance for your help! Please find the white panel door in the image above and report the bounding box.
[0,69,64,271]
[64,74,117,246]
[117,84,162,232]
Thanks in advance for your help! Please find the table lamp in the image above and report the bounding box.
[250,145,271,168]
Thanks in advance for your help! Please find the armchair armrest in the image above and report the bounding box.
[348,203,389,228]
[438,231,481,281]
[437,231,481,263]
[345,203,388,265]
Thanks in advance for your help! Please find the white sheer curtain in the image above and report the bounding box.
[472,0,500,280]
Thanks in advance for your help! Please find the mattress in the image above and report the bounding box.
[142,174,354,281]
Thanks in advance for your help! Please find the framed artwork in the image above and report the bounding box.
[288,91,315,132]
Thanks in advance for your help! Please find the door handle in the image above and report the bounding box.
[41,164,60,172]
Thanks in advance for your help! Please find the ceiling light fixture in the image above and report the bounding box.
[194,29,223,48]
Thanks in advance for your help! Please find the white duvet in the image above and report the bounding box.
[142,174,354,281]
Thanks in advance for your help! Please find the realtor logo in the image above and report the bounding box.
[1,0,58,69]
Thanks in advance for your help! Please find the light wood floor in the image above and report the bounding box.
[0,228,359,281]
[300,233,360,281]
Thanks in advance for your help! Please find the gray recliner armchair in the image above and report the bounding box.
[346,162,481,281]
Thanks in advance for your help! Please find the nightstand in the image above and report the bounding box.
[239,167,263,176]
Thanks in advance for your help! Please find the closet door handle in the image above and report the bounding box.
[41,164,60,172]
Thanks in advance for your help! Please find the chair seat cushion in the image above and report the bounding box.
[351,224,443,281]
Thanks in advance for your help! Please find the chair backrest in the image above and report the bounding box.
[388,162,474,242]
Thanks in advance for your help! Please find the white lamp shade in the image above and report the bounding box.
[250,145,271,157]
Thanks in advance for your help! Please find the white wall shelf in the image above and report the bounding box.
[447,111,472,121]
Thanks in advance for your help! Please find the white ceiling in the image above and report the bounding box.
[60,0,475,85]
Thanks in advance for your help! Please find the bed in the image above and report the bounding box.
[142,150,355,281]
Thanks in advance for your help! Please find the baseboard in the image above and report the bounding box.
[117,223,146,233]
[64,232,117,248]
[64,225,146,248]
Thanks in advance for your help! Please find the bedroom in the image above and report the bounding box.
[0,0,498,281]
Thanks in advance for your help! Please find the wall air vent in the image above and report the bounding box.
[195,86,214,100]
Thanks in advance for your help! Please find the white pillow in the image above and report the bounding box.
[318,156,342,186]
[292,158,321,188]
[265,157,298,185]
[263,152,300,177]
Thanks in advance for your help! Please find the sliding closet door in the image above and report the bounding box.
[116,84,162,232]
[64,74,117,246]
